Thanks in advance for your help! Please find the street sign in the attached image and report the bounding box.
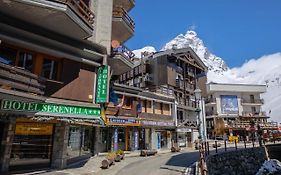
[96,65,110,103]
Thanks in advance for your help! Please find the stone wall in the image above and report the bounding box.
[0,119,16,172]
[51,122,69,169]
[206,147,268,175]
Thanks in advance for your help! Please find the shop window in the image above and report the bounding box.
[163,104,170,115]
[18,52,34,71]
[0,45,17,65]
[41,58,60,80]
[146,101,152,113]
[67,126,92,159]
[123,97,132,109]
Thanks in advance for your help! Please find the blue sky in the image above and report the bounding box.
[126,0,281,68]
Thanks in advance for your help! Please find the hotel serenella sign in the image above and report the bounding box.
[0,99,101,116]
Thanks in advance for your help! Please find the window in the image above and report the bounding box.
[250,95,255,103]
[41,58,59,80]
[18,52,34,71]
[0,45,17,65]
[251,107,256,113]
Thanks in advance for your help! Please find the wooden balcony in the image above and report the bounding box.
[112,6,135,43]
[0,0,95,39]
[113,0,135,12]
[0,63,45,95]
[105,105,137,117]
[109,45,134,75]
[241,99,264,105]
[138,113,173,121]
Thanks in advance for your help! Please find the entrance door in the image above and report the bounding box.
[156,132,161,149]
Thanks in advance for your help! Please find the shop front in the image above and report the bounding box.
[9,119,55,170]
[0,98,102,172]
[176,127,192,147]
[140,120,175,150]
[101,116,141,152]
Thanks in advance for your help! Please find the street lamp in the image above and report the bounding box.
[195,88,203,141]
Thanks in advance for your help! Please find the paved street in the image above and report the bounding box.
[96,151,199,175]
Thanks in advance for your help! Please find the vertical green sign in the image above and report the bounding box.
[96,65,110,103]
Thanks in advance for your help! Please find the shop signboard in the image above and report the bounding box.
[141,120,175,127]
[0,99,101,117]
[220,95,238,114]
[96,65,110,103]
[107,116,140,126]
[176,128,192,132]
[15,123,53,135]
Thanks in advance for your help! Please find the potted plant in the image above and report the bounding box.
[115,149,125,161]
[101,152,116,169]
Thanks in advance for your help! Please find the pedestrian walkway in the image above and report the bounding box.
[10,147,196,175]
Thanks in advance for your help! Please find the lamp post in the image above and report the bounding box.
[195,89,203,141]
[195,88,207,141]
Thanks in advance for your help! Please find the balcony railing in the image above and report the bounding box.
[175,79,184,89]
[242,111,267,117]
[138,113,173,121]
[112,45,135,61]
[205,98,216,104]
[241,98,264,104]
[0,63,45,95]
[58,0,95,26]
[113,6,135,31]
[231,121,278,129]
[206,111,218,116]
[185,82,194,91]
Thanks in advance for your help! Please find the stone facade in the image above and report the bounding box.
[0,120,16,172]
[206,147,268,175]
[51,122,69,169]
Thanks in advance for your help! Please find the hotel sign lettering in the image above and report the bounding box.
[96,65,110,103]
[0,99,101,116]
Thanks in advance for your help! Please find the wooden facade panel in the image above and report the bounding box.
[154,102,162,114]
[47,59,95,102]
[138,113,173,121]
[167,66,176,86]
[198,76,207,97]
[163,104,170,115]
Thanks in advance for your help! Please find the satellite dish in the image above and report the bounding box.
[111,40,120,48]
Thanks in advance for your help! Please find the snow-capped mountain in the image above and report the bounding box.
[162,31,228,74]
[133,30,281,122]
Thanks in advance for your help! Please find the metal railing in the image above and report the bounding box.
[58,0,95,26]
[242,111,267,117]
[197,137,281,175]
[229,121,278,129]
[241,98,264,104]
[112,45,135,61]
[113,6,135,31]
[205,98,216,104]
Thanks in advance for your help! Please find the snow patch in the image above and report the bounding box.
[132,46,156,58]
[256,159,281,175]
